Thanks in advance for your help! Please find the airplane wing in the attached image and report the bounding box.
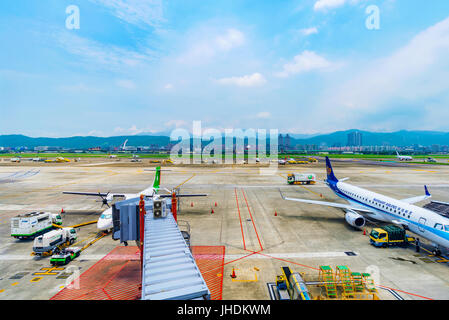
[62,191,126,198]
[157,193,208,198]
[279,190,373,213]
[400,185,431,204]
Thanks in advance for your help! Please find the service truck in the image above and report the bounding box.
[287,173,317,185]
[33,228,77,256]
[369,225,415,248]
[11,212,63,240]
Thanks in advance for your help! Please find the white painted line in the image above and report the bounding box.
[224,251,356,260]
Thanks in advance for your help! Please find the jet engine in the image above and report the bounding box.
[345,210,366,228]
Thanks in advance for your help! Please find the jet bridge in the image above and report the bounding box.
[112,196,210,300]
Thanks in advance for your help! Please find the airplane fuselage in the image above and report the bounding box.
[329,180,449,249]
[96,188,158,231]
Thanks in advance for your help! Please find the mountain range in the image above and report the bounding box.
[1,130,449,149]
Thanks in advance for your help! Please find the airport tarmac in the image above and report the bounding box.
[1,158,449,300]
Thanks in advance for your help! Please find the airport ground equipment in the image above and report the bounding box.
[11,212,62,240]
[50,247,81,266]
[278,267,311,300]
[111,196,211,300]
[336,265,355,298]
[287,173,317,185]
[319,266,338,299]
[33,228,77,256]
[369,225,415,248]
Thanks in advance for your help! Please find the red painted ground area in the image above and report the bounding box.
[51,245,225,300]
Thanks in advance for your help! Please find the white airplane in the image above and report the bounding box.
[63,166,206,231]
[396,151,413,161]
[281,157,449,255]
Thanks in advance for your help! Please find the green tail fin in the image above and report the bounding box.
[152,166,161,191]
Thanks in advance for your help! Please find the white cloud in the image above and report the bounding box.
[217,73,266,87]
[300,27,319,36]
[56,31,153,70]
[256,111,271,119]
[165,120,188,128]
[177,28,245,64]
[275,51,332,78]
[215,29,245,51]
[314,0,361,11]
[317,15,449,130]
[89,0,164,28]
[116,79,136,89]
[114,125,144,135]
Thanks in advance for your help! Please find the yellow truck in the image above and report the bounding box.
[369,225,415,248]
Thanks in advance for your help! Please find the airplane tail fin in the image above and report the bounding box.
[152,166,161,190]
[325,157,338,183]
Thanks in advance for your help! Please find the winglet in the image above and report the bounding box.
[425,185,431,197]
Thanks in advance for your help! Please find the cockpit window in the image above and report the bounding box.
[445,225,449,232]
[434,223,443,231]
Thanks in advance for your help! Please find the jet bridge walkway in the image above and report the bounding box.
[112,195,211,300]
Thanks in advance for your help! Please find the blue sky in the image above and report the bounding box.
[1,0,449,137]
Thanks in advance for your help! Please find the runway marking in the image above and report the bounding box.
[33,267,65,276]
[30,277,42,283]
[241,189,263,251]
[234,188,246,250]
[11,282,18,286]
[0,289,4,293]
[225,251,352,260]
[174,174,196,189]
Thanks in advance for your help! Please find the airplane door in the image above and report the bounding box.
[418,217,426,233]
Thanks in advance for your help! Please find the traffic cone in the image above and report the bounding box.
[363,229,366,236]
[231,268,237,278]
[320,193,323,198]
[191,202,194,207]
[215,202,217,207]
[274,211,278,217]
[61,208,65,214]
[211,208,214,214]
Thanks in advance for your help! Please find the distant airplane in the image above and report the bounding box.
[63,166,207,231]
[281,156,449,255]
[396,151,413,161]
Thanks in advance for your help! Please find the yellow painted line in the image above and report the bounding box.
[0,289,4,293]
[413,169,437,173]
[11,282,18,286]
[231,272,258,283]
[174,174,196,189]
[30,277,42,283]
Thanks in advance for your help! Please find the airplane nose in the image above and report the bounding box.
[97,216,113,230]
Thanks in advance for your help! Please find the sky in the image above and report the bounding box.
[1,0,449,137]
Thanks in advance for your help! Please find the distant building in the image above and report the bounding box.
[284,134,291,150]
[347,131,363,147]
